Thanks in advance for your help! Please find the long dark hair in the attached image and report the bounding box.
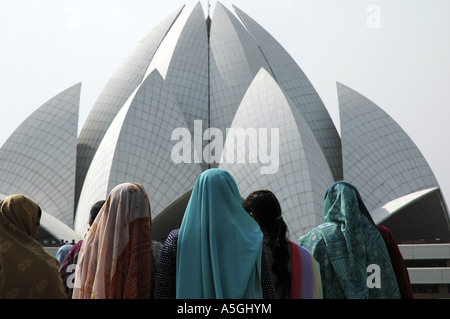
[243,190,290,298]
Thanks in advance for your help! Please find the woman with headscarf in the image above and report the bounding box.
[0,194,66,299]
[154,168,276,299]
[298,181,401,299]
[72,182,153,299]
[243,190,322,299]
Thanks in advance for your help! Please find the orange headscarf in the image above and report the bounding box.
[0,194,65,299]
[72,182,152,299]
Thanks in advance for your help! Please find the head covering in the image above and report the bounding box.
[72,182,152,299]
[0,194,65,299]
[299,181,401,299]
[56,244,73,264]
[176,168,264,299]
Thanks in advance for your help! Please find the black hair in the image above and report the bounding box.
[243,190,290,298]
[36,205,42,228]
[89,200,105,226]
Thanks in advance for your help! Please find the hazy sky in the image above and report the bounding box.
[1,0,449,206]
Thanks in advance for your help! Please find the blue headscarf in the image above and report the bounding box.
[176,168,264,299]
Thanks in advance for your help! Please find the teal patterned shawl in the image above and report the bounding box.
[299,182,400,299]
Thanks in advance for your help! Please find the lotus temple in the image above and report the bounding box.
[0,2,449,246]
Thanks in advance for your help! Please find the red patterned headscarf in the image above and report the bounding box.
[72,183,152,299]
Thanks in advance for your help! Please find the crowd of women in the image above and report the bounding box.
[0,168,413,299]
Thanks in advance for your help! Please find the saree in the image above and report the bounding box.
[176,168,264,299]
[72,182,152,299]
[299,182,401,299]
[0,194,65,299]
[59,239,83,298]
[289,242,323,299]
[377,225,414,299]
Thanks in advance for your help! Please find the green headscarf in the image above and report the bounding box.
[176,168,264,299]
[299,182,400,299]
